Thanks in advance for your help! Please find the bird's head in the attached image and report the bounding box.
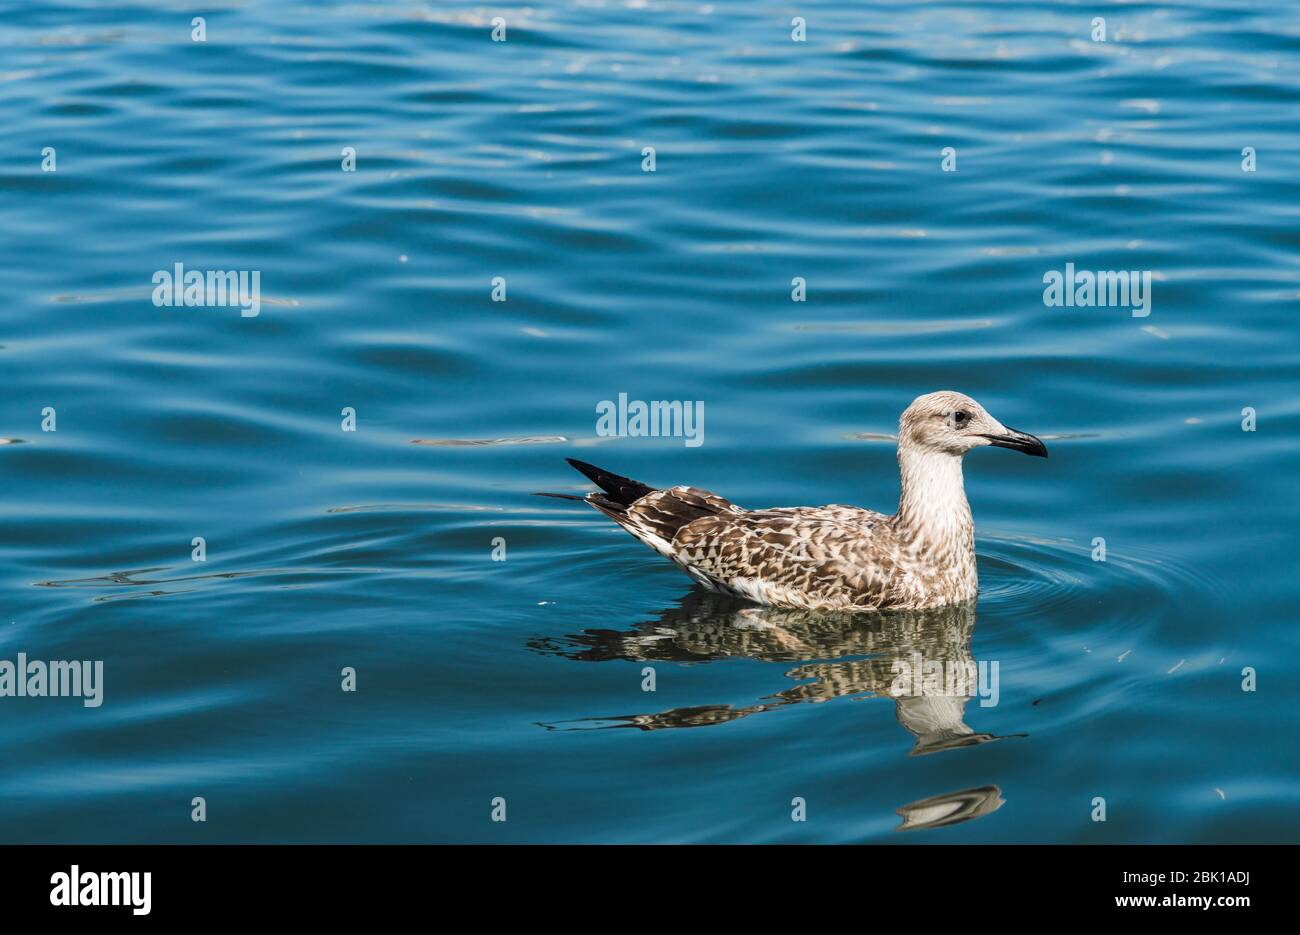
[898,391,1047,459]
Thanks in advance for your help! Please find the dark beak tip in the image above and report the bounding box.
[1021,436,1049,459]
[983,428,1048,459]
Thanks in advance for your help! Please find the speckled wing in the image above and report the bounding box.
[590,485,747,560]
[669,505,906,609]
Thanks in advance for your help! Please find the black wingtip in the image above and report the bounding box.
[564,458,655,506]
[533,491,586,501]
[565,457,610,476]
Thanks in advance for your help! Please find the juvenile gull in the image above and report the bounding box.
[543,391,1046,611]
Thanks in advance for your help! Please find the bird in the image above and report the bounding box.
[540,391,1046,611]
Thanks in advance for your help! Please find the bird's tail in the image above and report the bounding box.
[537,459,738,564]
[532,459,655,511]
[561,458,655,506]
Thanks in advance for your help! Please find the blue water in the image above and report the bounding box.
[2,1,1297,843]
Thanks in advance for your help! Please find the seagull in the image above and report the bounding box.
[542,391,1046,611]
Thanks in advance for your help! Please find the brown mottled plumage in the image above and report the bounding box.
[550,391,1046,611]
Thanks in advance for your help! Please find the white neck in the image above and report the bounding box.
[891,446,973,551]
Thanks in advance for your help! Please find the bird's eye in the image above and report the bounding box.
[952,410,970,426]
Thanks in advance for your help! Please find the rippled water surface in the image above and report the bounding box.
[2,1,1298,843]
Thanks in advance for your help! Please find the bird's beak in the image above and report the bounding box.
[979,426,1048,458]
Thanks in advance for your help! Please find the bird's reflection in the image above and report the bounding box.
[531,590,1023,758]
[896,785,1006,832]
